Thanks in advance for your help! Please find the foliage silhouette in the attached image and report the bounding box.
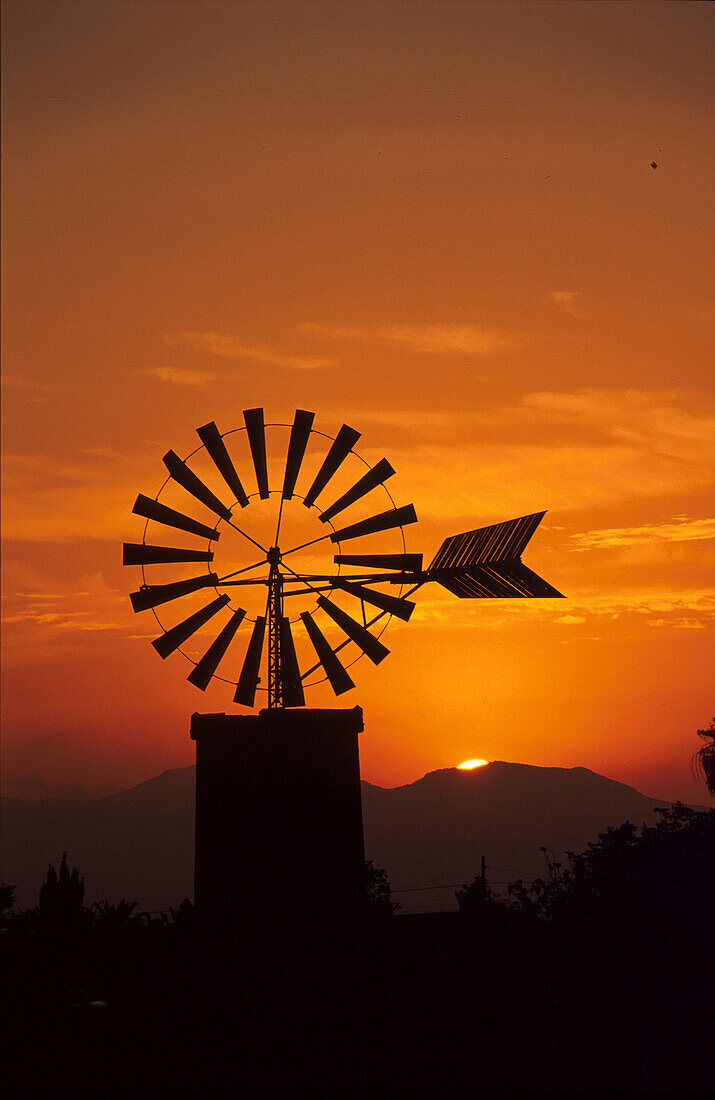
[2,810,713,1094]
[39,852,85,925]
[694,716,715,797]
[0,883,15,928]
[364,859,399,914]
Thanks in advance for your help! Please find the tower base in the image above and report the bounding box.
[190,706,365,954]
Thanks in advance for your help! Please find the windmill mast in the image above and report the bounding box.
[266,555,283,708]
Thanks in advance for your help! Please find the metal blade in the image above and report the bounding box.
[163,450,232,521]
[244,408,269,499]
[300,611,355,696]
[197,422,249,507]
[234,615,266,705]
[278,618,305,707]
[302,423,360,508]
[334,553,423,571]
[152,595,231,659]
[188,607,246,690]
[130,573,218,613]
[319,457,395,523]
[316,595,389,664]
[132,494,220,542]
[282,409,315,499]
[123,543,214,566]
[332,580,415,622]
[330,503,417,543]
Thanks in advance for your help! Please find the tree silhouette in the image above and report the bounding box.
[456,866,496,914]
[694,716,715,797]
[39,852,85,926]
[364,859,399,913]
[0,883,15,929]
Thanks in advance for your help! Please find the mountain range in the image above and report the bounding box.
[2,762,702,913]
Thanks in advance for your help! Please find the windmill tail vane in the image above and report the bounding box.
[123,408,564,709]
[424,512,564,599]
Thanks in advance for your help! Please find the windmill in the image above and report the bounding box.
[123,408,563,939]
[124,408,563,707]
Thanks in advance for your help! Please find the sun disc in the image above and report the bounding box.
[458,758,488,770]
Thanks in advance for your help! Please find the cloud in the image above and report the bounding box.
[3,389,712,549]
[647,617,705,629]
[408,586,715,630]
[360,438,712,524]
[549,291,583,317]
[1,374,78,404]
[139,366,220,387]
[522,390,715,463]
[564,588,715,618]
[300,323,528,356]
[1,452,146,542]
[165,332,335,370]
[570,517,715,550]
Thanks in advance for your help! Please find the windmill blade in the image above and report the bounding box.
[428,512,546,571]
[330,503,417,543]
[197,422,249,507]
[319,458,396,523]
[282,409,315,499]
[123,543,214,566]
[188,607,246,690]
[278,618,305,707]
[152,595,231,659]
[300,611,355,696]
[334,553,423,572]
[317,596,389,664]
[132,494,220,542]
[244,408,269,499]
[130,573,219,613]
[332,580,415,622]
[163,450,233,521]
[302,423,361,509]
[234,616,266,706]
[438,562,564,599]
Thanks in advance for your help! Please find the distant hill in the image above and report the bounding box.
[2,762,701,912]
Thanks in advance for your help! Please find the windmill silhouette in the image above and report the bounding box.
[124,408,563,708]
[123,408,564,948]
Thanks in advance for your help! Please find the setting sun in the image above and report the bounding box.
[458,759,489,770]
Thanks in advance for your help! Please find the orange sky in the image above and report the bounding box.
[2,1,713,803]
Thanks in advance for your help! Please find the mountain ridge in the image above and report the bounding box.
[2,762,706,912]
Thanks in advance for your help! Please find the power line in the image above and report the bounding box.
[393,881,536,895]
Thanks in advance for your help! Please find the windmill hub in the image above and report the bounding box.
[266,546,282,566]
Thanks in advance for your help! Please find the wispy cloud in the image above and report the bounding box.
[1,374,77,403]
[300,323,528,356]
[409,586,715,630]
[570,517,715,551]
[360,439,713,523]
[647,618,705,629]
[522,390,715,462]
[1,566,129,665]
[165,332,335,370]
[139,366,220,387]
[549,291,584,317]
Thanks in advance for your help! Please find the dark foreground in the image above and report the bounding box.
[3,806,713,1094]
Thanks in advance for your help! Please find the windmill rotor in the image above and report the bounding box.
[124,408,563,708]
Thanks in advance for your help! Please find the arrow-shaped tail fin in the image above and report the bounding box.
[427,512,563,599]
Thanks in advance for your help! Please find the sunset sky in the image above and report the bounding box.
[2,0,713,803]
